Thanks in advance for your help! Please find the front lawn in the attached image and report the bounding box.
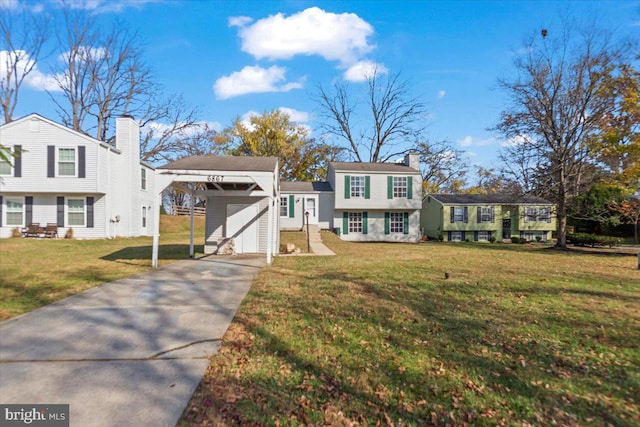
[180,235,639,426]
[0,215,206,320]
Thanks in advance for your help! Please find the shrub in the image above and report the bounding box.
[11,227,22,238]
[567,233,622,248]
[489,236,496,243]
[511,236,520,243]
[65,228,74,239]
[535,236,542,242]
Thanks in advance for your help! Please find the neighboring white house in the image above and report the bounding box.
[327,154,423,242]
[0,114,156,239]
[279,181,334,231]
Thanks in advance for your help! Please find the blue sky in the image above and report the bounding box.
[4,0,640,170]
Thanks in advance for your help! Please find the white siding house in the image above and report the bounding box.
[279,181,334,230]
[329,154,423,242]
[0,114,155,239]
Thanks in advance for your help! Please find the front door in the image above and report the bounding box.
[226,204,259,253]
[502,218,511,239]
[304,196,318,225]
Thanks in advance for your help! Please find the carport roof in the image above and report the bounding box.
[159,155,278,172]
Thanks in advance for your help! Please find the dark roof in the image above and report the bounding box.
[428,194,553,205]
[330,161,419,173]
[159,155,278,172]
[280,181,333,192]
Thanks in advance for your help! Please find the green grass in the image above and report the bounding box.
[0,215,206,320]
[280,231,310,253]
[180,234,640,426]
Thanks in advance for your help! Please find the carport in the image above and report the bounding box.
[151,156,279,267]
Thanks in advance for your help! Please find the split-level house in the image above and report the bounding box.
[0,114,155,239]
[421,194,555,242]
[279,181,334,230]
[328,154,423,242]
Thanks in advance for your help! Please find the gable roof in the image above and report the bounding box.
[330,161,420,173]
[428,194,553,205]
[280,181,333,192]
[159,155,278,172]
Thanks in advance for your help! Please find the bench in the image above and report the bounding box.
[23,223,44,237]
[44,223,58,238]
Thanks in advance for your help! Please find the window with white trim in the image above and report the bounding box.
[393,176,407,198]
[6,197,24,225]
[141,168,147,190]
[480,207,492,222]
[348,212,363,233]
[522,231,547,242]
[450,231,463,242]
[524,207,537,223]
[477,231,490,241]
[390,212,404,233]
[350,176,366,198]
[453,207,465,222]
[279,197,288,217]
[0,146,11,175]
[538,207,550,222]
[58,148,76,176]
[67,198,85,226]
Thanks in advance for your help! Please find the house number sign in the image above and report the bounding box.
[207,175,224,183]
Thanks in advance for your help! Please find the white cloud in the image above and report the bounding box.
[437,90,446,99]
[500,134,533,147]
[228,16,252,27]
[231,7,375,65]
[343,60,388,82]
[458,135,498,148]
[458,136,473,147]
[278,107,309,123]
[60,0,162,13]
[58,46,107,62]
[0,50,60,92]
[0,0,19,10]
[213,65,304,100]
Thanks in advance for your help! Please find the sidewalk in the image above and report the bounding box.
[0,255,265,427]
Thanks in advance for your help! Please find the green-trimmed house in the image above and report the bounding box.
[421,194,555,242]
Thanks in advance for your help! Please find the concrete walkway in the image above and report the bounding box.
[307,225,336,256]
[0,255,265,427]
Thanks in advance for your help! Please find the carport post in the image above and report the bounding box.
[189,187,195,258]
[266,195,273,264]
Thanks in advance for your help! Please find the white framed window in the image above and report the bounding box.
[6,197,24,226]
[350,176,366,198]
[142,207,147,228]
[522,231,547,242]
[450,231,463,242]
[453,207,465,222]
[58,148,76,176]
[141,168,147,190]
[348,212,363,233]
[393,176,407,198]
[390,212,404,233]
[0,146,11,175]
[480,207,492,222]
[477,231,490,241]
[67,198,85,226]
[279,196,288,217]
[524,207,537,223]
[538,207,551,222]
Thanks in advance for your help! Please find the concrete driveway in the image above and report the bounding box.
[0,254,266,426]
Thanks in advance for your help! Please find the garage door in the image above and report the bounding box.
[226,204,259,253]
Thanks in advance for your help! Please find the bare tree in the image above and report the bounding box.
[50,9,154,142]
[316,69,426,163]
[494,22,623,247]
[0,6,49,123]
[414,138,468,195]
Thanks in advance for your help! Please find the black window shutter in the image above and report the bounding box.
[57,197,65,227]
[0,196,3,227]
[474,231,478,242]
[477,207,481,223]
[447,231,452,241]
[464,207,468,223]
[86,197,94,228]
[14,145,22,177]
[450,207,454,223]
[25,196,33,225]
[403,212,409,234]
[47,146,55,177]
[491,207,495,223]
[462,231,466,241]
[78,146,86,178]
